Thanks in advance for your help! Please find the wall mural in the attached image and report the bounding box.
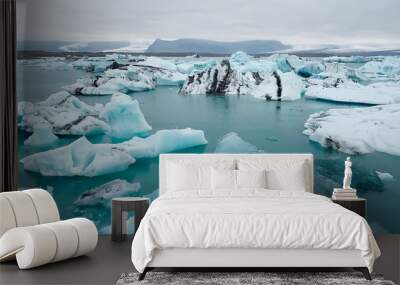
[17,0,400,234]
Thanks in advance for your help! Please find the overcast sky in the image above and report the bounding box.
[17,0,400,51]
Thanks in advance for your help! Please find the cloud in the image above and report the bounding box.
[17,0,400,49]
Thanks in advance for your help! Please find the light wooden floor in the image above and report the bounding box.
[0,235,399,285]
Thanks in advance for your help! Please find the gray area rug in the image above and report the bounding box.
[116,272,395,285]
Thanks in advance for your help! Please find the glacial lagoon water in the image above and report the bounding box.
[17,63,400,234]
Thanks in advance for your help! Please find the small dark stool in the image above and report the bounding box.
[111,197,149,242]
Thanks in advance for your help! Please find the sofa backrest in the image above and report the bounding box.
[159,153,314,195]
[0,189,60,237]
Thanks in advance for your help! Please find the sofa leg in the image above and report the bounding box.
[138,268,148,281]
[354,267,371,280]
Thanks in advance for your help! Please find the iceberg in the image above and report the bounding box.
[129,65,186,86]
[235,60,277,75]
[65,67,156,96]
[358,57,400,79]
[71,58,127,73]
[296,63,323,78]
[153,69,187,86]
[24,125,59,146]
[21,128,208,176]
[64,64,185,94]
[117,128,208,158]
[127,65,186,86]
[21,136,136,176]
[323,56,369,64]
[375,171,395,182]
[180,59,263,95]
[18,92,151,138]
[180,56,304,98]
[230,51,252,65]
[269,54,304,73]
[138,56,178,71]
[176,60,217,74]
[215,132,258,153]
[270,54,325,77]
[305,81,400,105]
[62,77,99,95]
[74,179,140,206]
[18,91,110,135]
[100,93,151,139]
[71,59,96,72]
[229,51,277,74]
[251,71,304,101]
[303,104,400,156]
[79,77,155,95]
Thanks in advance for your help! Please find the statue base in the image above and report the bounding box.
[332,188,358,200]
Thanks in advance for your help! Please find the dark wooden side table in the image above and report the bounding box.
[112,197,150,242]
[332,198,367,218]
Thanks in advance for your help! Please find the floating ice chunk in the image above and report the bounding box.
[274,56,293,73]
[65,65,184,94]
[251,71,304,101]
[215,132,258,153]
[230,51,252,65]
[71,57,128,73]
[18,91,110,135]
[119,128,208,158]
[269,71,304,100]
[323,56,368,64]
[62,77,98,95]
[100,93,151,139]
[139,56,178,71]
[74,179,140,206]
[176,62,196,74]
[296,62,323,78]
[180,59,263,95]
[270,54,324,77]
[21,128,207,176]
[71,59,96,72]
[154,70,187,86]
[21,136,135,176]
[303,104,400,156]
[269,54,304,73]
[358,57,400,79]
[24,125,59,146]
[104,69,128,78]
[176,60,217,74]
[80,77,155,95]
[236,60,277,75]
[18,92,150,138]
[126,66,186,86]
[375,171,395,182]
[305,81,400,105]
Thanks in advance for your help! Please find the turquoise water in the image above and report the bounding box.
[17,64,400,234]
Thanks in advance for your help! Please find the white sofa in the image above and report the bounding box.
[0,189,98,269]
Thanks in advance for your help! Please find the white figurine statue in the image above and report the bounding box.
[342,157,352,190]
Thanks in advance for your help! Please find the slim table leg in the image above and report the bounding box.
[112,202,123,241]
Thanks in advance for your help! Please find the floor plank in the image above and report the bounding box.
[0,236,133,285]
[1,235,399,285]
